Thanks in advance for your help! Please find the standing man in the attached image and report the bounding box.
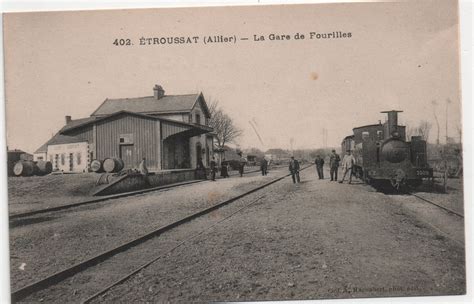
[238,154,247,177]
[210,157,217,181]
[139,157,150,186]
[329,149,341,181]
[314,155,325,179]
[220,159,229,178]
[289,156,301,183]
[339,150,356,184]
[260,158,268,176]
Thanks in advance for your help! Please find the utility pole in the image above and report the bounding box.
[445,98,451,144]
[432,100,440,145]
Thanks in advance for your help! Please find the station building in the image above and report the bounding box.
[34,85,214,172]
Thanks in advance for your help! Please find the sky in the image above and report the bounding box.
[3,0,462,153]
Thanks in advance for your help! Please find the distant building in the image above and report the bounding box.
[34,84,214,172]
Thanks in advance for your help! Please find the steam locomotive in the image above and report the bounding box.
[341,110,433,189]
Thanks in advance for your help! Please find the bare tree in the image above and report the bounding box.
[405,124,415,140]
[416,120,432,142]
[208,100,242,149]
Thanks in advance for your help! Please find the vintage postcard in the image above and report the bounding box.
[2,0,467,303]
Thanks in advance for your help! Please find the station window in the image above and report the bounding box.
[77,152,81,165]
[195,114,201,125]
[61,154,65,165]
[362,131,370,140]
[188,114,193,123]
[119,134,134,145]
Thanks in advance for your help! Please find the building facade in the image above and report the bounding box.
[35,85,214,172]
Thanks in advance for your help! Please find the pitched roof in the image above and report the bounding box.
[34,132,86,153]
[48,134,86,145]
[90,94,203,117]
[35,117,96,153]
[34,143,48,154]
[60,117,97,132]
[59,111,212,135]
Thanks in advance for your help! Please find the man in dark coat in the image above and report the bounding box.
[315,155,324,179]
[238,155,246,177]
[289,156,301,183]
[329,150,341,181]
[210,157,217,181]
[220,159,229,178]
[260,158,268,176]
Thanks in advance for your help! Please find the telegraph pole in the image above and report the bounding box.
[445,98,451,144]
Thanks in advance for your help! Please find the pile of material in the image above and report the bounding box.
[13,160,53,177]
[91,158,125,173]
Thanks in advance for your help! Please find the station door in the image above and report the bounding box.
[120,145,134,169]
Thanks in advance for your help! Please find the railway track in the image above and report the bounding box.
[11,166,311,302]
[369,181,463,218]
[408,192,464,218]
[9,168,264,222]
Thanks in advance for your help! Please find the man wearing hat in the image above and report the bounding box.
[289,156,301,183]
[329,150,341,181]
[339,150,356,184]
[314,155,325,179]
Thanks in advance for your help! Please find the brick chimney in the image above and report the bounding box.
[153,85,165,99]
[65,115,72,124]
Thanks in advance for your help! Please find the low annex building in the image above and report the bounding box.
[34,85,214,173]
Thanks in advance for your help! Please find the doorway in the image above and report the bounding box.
[119,145,134,169]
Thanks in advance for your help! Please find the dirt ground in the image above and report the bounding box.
[7,167,262,215]
[8,173,98,214]
[91,167,465,303]
[9,168,281,292]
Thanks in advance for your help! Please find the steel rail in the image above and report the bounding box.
[9,180,203,220]
[409,192,464,218]
[9,168,264,221]
[81,195,269,303]
[11,165,311,302]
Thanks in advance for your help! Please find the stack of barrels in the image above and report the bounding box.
[91,158,124,173]
[13,160,53,177]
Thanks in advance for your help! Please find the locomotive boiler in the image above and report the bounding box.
[341,110,433,189]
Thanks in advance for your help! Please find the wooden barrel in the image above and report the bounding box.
[13,160,37,177]
[103,158,124,173]
[90,159,104,173]
[36,160,53,175]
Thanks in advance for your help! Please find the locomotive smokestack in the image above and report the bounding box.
[381,110,403,136]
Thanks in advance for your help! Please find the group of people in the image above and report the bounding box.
[139,150,356,186]
[314,150,356,184]
[288,149,356,184]
[208,155,249,181]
